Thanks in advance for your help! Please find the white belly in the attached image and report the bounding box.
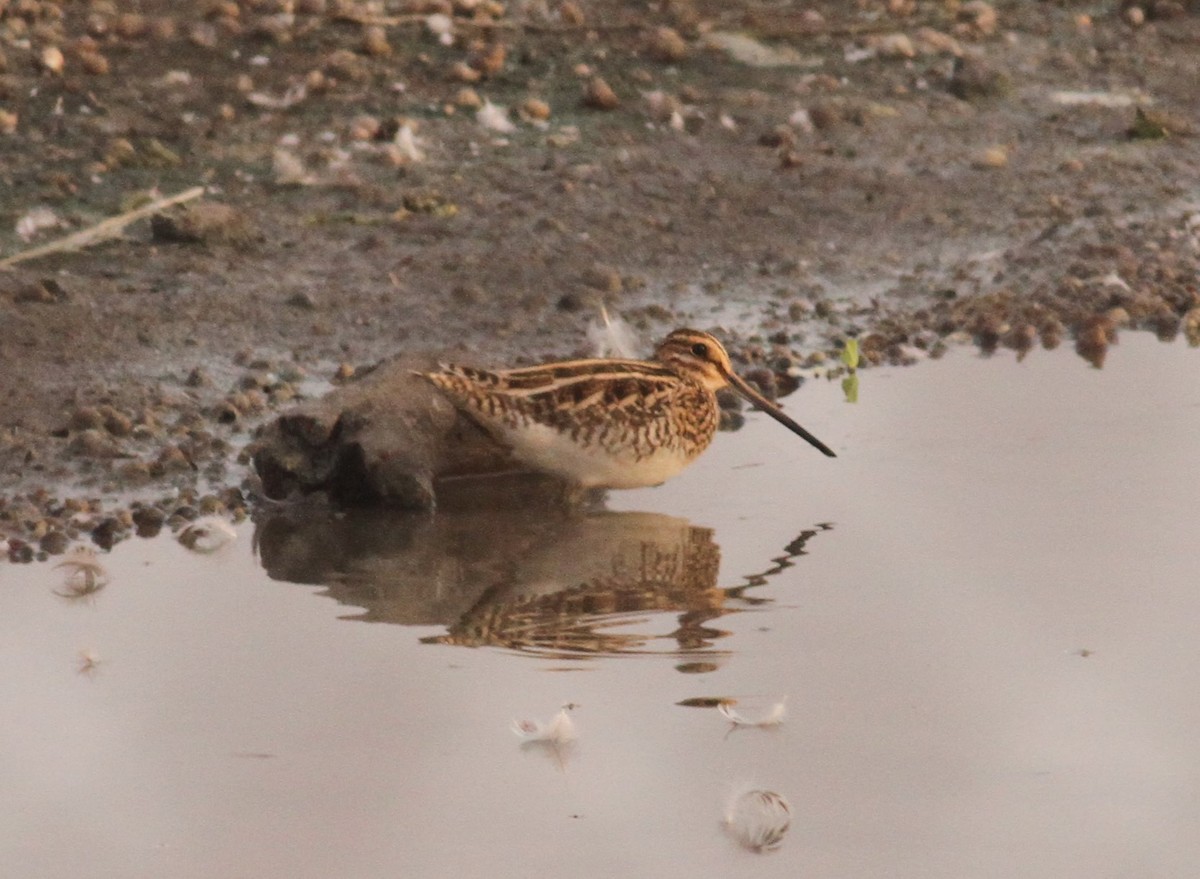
[498,423,697,489]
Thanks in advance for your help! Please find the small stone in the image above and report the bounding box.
[808,102,842,130]
[559,1,585,25]
[39,46,66,74]
[286,291,318,310]
[185,367,212,388]
[948,56,1012,101]
[215,401,241,424]
[867,32,915,59]
[150,202,257,247]
[362,25,392,57]
[975,145,1009,168]
[77,50,109,75]
[1182,307,1200,346]
[69,407,105,432]
[91,517,122,550]
[348,114,382,141]
[1147,0,1186,19]
[118,461,152,484]
[913,27,963,56]
[188,22,219,48]
[40,530,70,555]
[582,264,622,293]
[455,87,482,108]
[154,445,193,474]
[956,1,998,38]
[132,505,166,538]
[99,406,133,437]
[583,77,619,110]
[67,429,120,459]
[449,61,481,83]
[15,278,69,304]
[520,97,551,122]
[115,12,149,38]
[151,16,177,41]
[9,539,34,563]
[467,41,505,76]
[647,27,688,63]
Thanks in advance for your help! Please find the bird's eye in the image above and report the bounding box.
[691,342,709,357]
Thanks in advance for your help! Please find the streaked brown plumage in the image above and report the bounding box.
[421,328,836,489]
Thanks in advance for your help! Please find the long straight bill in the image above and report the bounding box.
[727,373,837,458]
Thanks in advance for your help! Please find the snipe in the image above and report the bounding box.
[420,328,836,490]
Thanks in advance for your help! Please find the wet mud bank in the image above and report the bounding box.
[3,1,1200,555]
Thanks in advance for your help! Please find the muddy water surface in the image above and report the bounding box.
[3,334,1198,879]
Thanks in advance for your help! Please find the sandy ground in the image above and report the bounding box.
[1,0,1199,552]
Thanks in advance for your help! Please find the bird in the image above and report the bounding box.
[419,328,836,490]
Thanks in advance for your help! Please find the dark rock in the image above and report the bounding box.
[150,202,259,247]
[286,291,318,310]
[67,428,121,458]
[91,517,122,550]
[132,505,166,537]
[948,55,1013,101]
[253,357,520,509]
[39,529,69,554]
[69,406,106,431]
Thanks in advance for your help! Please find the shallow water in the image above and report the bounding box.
[3,333,1199,879]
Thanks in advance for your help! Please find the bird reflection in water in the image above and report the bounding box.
[253,475,830,665]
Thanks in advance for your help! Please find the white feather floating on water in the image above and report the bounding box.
[723,788,792,852]
[718,696,787,727]
[53,547,109,596]
[178,516,237,553]
[511,703,578,744]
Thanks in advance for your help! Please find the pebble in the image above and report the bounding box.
[583,77,620,111]
[467,41,505,76]
[91,517,122,550]
[948,56,1012,101]
[99,405,133,437]
[359,25,392,57]
[115,12,149,39]
[69,406,106,432]
[77,49,110,75]
[9,539,34,564]
[520,97,551,122]
[956,1,998,38]
[150,202,258,247]
[131,505,166,538]
[647,27,688,63]
[559,1,585,25]
[154,444,193,474]
[67,429,120,458]
[40,530,69,555]
[582,264,623,293]
[39,45,65,74]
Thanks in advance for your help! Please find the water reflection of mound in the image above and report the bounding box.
[254,478,826,661]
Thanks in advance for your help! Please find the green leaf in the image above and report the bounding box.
[841,338,860,370]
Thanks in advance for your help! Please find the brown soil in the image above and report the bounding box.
[2,0,1199,553]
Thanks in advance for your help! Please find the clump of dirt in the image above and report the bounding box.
[2,0,1200,557]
